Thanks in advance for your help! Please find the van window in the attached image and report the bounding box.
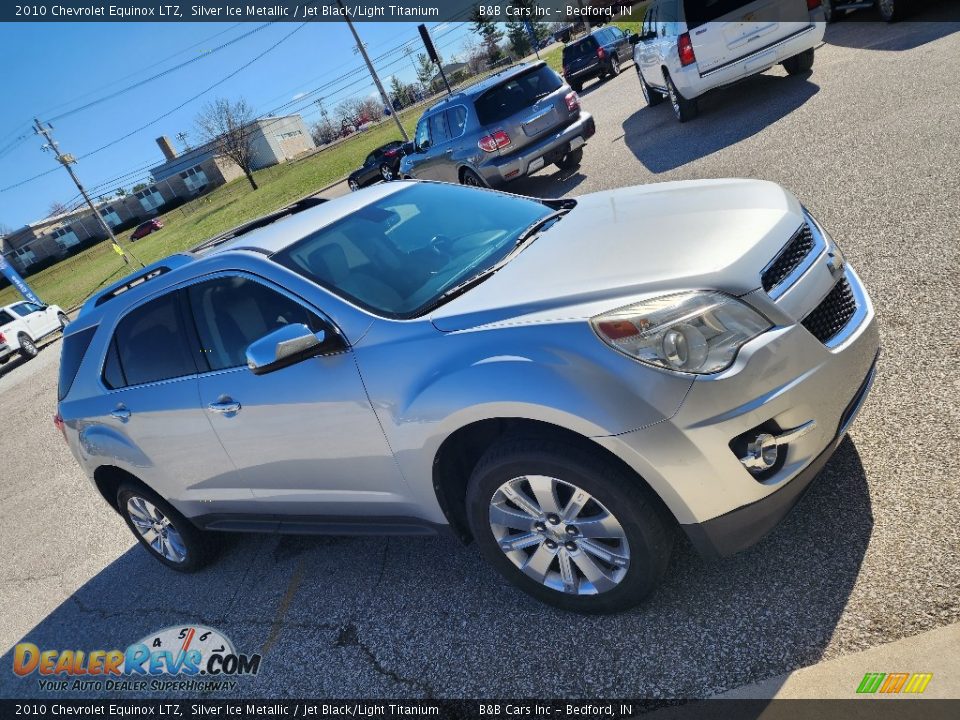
[475,66,564,126]
[414,117,431,150]
[446,106,468,139]
[58,325,97,401]
[684,0,756,29]
[106,292,196,388]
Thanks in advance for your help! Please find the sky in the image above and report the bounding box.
[0,19,476,230]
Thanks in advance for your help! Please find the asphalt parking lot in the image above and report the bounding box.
[1,17,959,700]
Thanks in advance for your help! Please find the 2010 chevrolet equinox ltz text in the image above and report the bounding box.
[56,180,878,613]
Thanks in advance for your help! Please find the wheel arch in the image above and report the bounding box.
[431,417,673,545]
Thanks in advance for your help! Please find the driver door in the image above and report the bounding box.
[184,273,409,520]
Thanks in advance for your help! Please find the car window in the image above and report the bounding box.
[684,0,756,28]
[0,310,13,324]
[642,5,658,36]
[475,66,564,126]
[106,292,196,388]
[428,112,451,145]
[24,302,43,312]
[445,106,468,139]
[659,0,680,33]
[562,36,598,62]
[58,325,97,401]
[273,183,553,318]
[187,276,325,372]
[364,152,376,165]
[414,117,431,150]
[11,304,32,317]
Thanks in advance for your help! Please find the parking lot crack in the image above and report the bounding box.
[334,622,434,697]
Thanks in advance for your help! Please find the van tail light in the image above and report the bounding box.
[53,413,67,443]
[565,91,580,112]
[678,33,696,67]
[597,46,607,61]
[806,0,821,8]
[478,130,512,153]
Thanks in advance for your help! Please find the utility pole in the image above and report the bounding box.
[176,131,191,151]
[33,118,144,268]
[336,0,409,141]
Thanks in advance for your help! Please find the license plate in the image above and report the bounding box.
[528,157,545,173]
[570,136,585,151]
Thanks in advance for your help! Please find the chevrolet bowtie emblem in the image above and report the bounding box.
[826,251,845,279]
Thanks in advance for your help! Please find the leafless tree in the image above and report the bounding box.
[195,97,260,191]
[47,201,70,218]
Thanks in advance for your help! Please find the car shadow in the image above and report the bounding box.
[508,167,589,198]
[0,438,872,699]
[622,72,820,174]
[824,5,959,50]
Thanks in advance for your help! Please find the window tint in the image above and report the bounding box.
[427,112,451,145]
[445,106,468,139]
[11,304,32,317]
[110,293,196,387]
[364,152,376,166]
[684,0,756,28]
[102,338,126,389]
[58,325,97,401]
[475,66,564,126]
[187,276,324,372]
[414,117,431,150]
[0,310,14,324]
[562,36,598,62]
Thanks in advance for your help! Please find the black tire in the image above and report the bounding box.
[607,56,621,78]
[782,48,815,75]
[460,168,486,187]
[555,146,584,171]
[664,70,698,122]
[379,164,394,182]
[637,67,663,107]
[348,178,360,192]
[823,0,834,22]
[118,483,215,572]
[58,312,69,330]
[465,436,675,613]
[570,81,583,93]
[18,334,37,359]
[876,0,900,22]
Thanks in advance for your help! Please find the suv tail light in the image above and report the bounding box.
[0,331,5,344]
[806,0,821,8]
[565,91,580,112]
[384,148,398,158]
[678,33,696,67]
[478,130,512,153]
[597,46,607,61]
[53,413,67,443]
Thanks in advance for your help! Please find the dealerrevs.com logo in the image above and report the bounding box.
[12,625,261,693]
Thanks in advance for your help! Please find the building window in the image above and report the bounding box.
[14,246,37,266]
[178,165,208,193]
[135,186,164,212]
[100,206,122,227]
[51,226,80,249]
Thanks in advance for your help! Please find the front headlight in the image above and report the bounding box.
[591,291,772,374]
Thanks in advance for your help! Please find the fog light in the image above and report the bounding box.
[741,433,779,473]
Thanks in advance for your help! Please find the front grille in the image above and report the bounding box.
[802,278,857,344]
[761,222,815,292]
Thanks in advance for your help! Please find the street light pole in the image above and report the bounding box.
[33,118,144,268]
[336,0,409,141]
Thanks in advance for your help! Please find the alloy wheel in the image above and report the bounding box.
[380,165,393,181]
[489,475,630,595]
[667,80,681,117]
[877,0,895,20]
[611,57,620,76]
[126,495,188,564]
[348,179,359,191]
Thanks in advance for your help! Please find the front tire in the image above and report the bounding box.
[465,436,675,613]
[877,0,900,22]
[18,334,37,360]
[782,48,815,75]
[118,483,214,572]
[607,56,621,79]
[348,178,360,192]
[664,70,698,122]
[637,67,663,107]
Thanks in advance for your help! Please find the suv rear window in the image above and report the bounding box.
[58,326,97,401]
[562,36,598,62]
[684,0,756,28]
[475,66,564,126]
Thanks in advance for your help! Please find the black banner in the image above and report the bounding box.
[2,700,960,720]
[2,0,958,23]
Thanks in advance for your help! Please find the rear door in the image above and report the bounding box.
[474,65,570,159]
[562,36,600,78]
[682,0,811,75]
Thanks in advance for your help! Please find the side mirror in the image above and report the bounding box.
[629,33,640,44]
[417,140,431,153]
[245,323,343,376]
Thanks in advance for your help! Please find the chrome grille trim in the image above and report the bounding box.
[762,210,827,300]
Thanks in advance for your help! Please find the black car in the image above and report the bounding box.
[348,141,412,191]
[561,26,634,92]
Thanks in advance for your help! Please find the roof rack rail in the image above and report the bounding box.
[88,256,192,311]
[191,195,328,254]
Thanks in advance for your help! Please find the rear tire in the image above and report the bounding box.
[555,146,584,171]
[18,334,37,360]
[877,0,900,22]
[664,70,698,122]
[570,81,583,93]
[460,168,486,187]
[380,164,394,182]
[118,483,215,572]
[348,178,360,192]
[637,67,663,107]
[782,48,815,75]
[607,56,621,78]
[465,436,675,613]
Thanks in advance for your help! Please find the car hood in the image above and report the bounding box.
[430,179,805,332]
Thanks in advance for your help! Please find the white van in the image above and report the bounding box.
[632,0,826,121]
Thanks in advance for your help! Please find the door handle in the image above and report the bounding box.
[110,406,131,421]
[208,400,241,414]
[444,148,454,155]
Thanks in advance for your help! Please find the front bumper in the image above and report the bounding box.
[595,263,879,557]
[479,111,595,186]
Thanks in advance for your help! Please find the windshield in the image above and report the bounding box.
[271,183,553,318]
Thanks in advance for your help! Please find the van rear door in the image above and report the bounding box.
[683,0,812,75]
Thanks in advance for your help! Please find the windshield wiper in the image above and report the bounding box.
[513,208,570,246]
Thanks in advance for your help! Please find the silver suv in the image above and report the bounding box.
[400,62,595,188]
[57,181,878,613]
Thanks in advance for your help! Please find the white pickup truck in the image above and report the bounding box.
[0,300,69,364]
